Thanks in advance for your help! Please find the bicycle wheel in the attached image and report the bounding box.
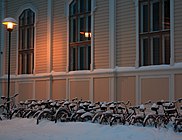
[55,111,70,123]
[155,115,169,128]
[131,116,144,126]
[174,119,182,132]
[143,115,156,127]
[92,113,102,123]
[36,110,54,124]
[110,116,125,126]
[81,115,92,122]
[10,108,23,119]
[99,114,111,125]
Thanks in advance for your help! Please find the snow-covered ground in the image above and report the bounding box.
[0,118,181,140]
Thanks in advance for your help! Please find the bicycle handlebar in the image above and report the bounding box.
[121,100,130,106]
[1,93,19,101]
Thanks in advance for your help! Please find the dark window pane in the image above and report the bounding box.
[153,37,160,65]
[69,19,72,42]
[27,53,33,74]
[88,16,91,32]
[27,54,30,74]
[70,1,77,15]
[70,18,77,42]
[88,0,91,12]
[27,9,30,24]
[21,29,25,49]
[143,38,149,66]
[152,2,159,31]
[143,4,148,32]
[22,54,25,74]
[80,17,85,41]
[31,27,34,49]
[87,46,91,69]
[73,19,76,42]
[164,0,170,29]
[71,47,76,71]
[80,47,85,70]
[80,0,84,13]
[32,53,34,72]
[164,36,170,64]
[87,16,91,40]
[19,29,22,49]
[32,27,34,48]
[27,28,30,49]
[19,12,25,26]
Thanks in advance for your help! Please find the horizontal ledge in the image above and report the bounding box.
[0,62,182,80]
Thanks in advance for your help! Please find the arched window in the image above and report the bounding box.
[18,9,35,74]
[69,0,91,71]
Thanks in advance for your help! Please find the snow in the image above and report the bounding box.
[0,118,181,140]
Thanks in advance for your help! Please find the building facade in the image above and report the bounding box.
[0,0,181,105]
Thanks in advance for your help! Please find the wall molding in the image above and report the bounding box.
[1,62,182,81]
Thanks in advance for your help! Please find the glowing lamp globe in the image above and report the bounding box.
[2,17,17,31]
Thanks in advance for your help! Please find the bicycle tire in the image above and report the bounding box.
[110,116,125,126]
[99,114,111,125]
[55,110,70,123]
[174,119,182,132]
[143,115,156,127]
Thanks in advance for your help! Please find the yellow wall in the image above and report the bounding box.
[94,0,109,69]
[94,78,109,102]
[117,76,136,105]
[175,74,182,99]
[70,80,90,100]
[52,0,67,72]
[18,82,33,101]
[141,77,169,103]
[174,0,182,62]
[1,81,15,97]
[35,80,48,100]
[52,79,66,100]
[116,0,136,67]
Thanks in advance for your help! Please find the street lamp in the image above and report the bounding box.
[2,17,17,113]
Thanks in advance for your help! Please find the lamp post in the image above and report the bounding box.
[2,17,17,113]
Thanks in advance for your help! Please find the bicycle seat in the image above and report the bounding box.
[151,103,159,111]
[156,101,163,105]
[117,105,125,110]
[1,96,6,100]
[164,104,175,111]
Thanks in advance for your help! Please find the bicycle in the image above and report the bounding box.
[0,93,18,120]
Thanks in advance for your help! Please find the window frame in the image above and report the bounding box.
[18,8,35,74]
[139,0,170,67]
[68,0,92,71]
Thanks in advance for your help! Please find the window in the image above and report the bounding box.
[18,9,35,74]
[139,0,170,66]
[69,0,91,71]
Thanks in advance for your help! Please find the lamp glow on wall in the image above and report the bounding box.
[2,17,17,113]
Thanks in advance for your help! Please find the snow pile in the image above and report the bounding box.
[0,118,181,140]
